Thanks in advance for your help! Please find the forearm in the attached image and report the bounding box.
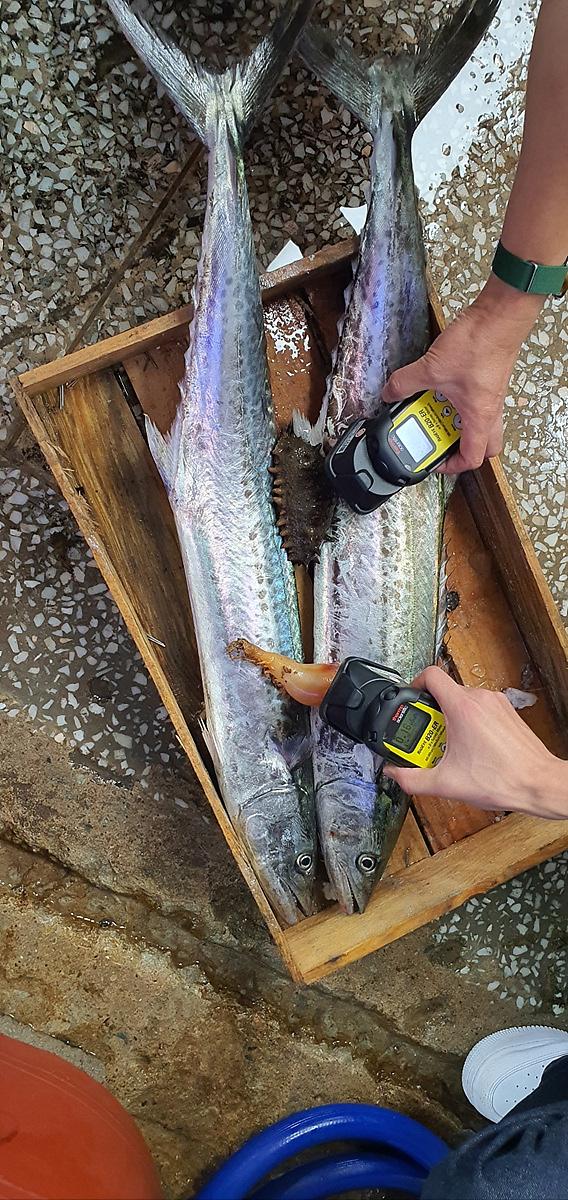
[473,0,568,333]
[501,0,568,265]
[382,3,568,470]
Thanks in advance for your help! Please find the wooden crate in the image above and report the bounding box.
[15,241,568,984]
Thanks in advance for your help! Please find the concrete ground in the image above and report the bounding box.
[0,0,566,1196]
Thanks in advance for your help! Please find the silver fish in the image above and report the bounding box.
[106,0,318,925]
[299,0,501,913]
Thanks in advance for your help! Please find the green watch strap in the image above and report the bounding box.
[492,240,568,297]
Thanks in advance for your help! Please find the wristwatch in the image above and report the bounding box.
[492,241,568,297]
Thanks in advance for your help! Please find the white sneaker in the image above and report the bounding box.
[462,1026,568,1122]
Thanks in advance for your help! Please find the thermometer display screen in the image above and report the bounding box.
[395,416,435,467]
[388,706,429,752]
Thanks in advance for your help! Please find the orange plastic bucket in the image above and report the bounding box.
[0,1034,162,1199]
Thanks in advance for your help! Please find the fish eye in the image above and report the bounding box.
[356,853,378,875]
[295,852,313,874]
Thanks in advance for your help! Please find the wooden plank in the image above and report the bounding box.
[13,374,297,973]
[445,488,565,751]
[264,294,330,432]
[18,239,358,398]
[462,461,568,728]
[304,264,352,360]
[283,811,568,983]
[413,797,503,854]
[412,492,499,850]
[413,488,567,853]
[383,809,431,877]
[427,279,568,728]
[125,339,185,436]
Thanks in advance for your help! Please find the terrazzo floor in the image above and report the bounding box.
[0,0,566,1031]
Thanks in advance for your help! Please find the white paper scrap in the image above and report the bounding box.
[266,239,303,273]
[340,203,368,235]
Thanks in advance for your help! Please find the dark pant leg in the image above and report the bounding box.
[509,1054,568,1116]
[421,1055,568,1200]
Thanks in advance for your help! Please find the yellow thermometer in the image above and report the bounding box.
[320,659,447,769]
[325,391,462,514]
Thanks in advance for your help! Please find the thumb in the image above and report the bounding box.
[384,762,444,797]
[382,356,432,404]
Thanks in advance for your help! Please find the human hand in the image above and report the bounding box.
[383,666,568,819]
[381,275,544,474]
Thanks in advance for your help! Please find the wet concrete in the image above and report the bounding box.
[1,712,566,1194]
[0,832,470,1197]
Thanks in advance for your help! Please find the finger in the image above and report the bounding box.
[441,424,488,474]
[410,665,461,711]
[486,411,504,459]
[382,356,433,404]
[435,458,457,475]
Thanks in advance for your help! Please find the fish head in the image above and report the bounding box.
[318,772,407,915]
[242,730,318,926]
[322,796,386,914]
[243,793,318,926]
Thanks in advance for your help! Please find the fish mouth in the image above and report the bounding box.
[288,877,319,919]
[256,868,317,926]
[326,850,382,916]
[336,865,361,916]
[241,787,318,925]
[324,857,359,916]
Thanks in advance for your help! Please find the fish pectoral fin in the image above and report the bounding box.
[145,415,181,494]
[270,732,314,772]
[198,717,224,781]
[412,0,501,124]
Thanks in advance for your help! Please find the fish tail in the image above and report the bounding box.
[236,0,317,143]
[412,0,501,124]
[106,0,316,147]
[299,25,380,134]
[300,0,500,133]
